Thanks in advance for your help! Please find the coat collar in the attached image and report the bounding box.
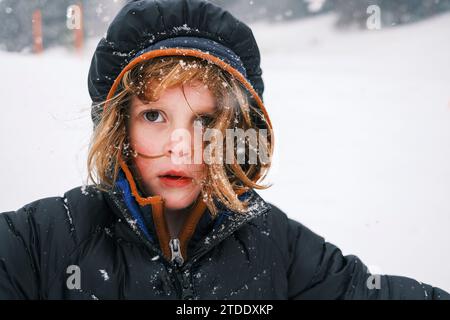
[103,169,272,267]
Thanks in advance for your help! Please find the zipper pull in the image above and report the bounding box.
[169,238,184,266]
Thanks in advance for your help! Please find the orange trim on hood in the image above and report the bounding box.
[119,158,162,205]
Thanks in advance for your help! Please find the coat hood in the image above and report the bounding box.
[87,0,269,127]
[86,0,274,253]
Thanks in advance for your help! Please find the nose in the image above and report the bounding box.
[164,127,193,163]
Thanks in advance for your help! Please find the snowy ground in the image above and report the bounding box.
[1,13,449,291]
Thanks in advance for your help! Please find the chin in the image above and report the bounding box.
[162,191,201,210]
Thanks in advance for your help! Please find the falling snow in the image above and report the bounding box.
[80,185,89,196]
[62,197,75,232]
[99,269,110,281]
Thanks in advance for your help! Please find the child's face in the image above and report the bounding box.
[128,80,216,210]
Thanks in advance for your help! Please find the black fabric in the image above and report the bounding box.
[87,0,264,125]
[0,186,449,300]
[132,36,248,77]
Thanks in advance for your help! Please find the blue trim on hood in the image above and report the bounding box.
[115,170,154,242]
[211,190,252,229]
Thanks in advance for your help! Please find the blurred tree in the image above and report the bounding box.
[0,0,35,52]
[0,0,125,52]
[210,0,332,23]
[333,0,450,29]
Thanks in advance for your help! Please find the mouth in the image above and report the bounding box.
[158,170,193,188]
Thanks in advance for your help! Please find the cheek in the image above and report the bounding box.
[129,121,163,155]
[132,157,157,196]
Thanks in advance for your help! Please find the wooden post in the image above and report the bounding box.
[67,3,84,54]
[74,2,84,54]
[32,9,43,54]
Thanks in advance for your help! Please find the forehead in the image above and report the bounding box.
[130,81,217,113]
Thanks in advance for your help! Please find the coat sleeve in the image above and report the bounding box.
[0,195,77,300]
[0,206,41,299]
[285,217,450,300]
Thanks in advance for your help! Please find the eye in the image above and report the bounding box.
[143,110,164,123]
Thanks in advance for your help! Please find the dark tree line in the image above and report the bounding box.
[211,0,333,23]
[1,0,449,52]
[212,0,450,27]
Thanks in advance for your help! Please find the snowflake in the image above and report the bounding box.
[99,269,109,281]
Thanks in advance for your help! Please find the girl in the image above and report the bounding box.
[0,0,448,300]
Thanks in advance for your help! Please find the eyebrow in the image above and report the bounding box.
[135,101,217,113]
[132,95,217,113]
[132,100,166,111]
[134,101,157,108]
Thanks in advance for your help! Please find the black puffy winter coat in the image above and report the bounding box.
[1,0,449,300]
[1,184,449,300]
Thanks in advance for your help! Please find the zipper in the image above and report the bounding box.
[174,269,194,300]
[169,237,195,299]
[109,177,270,299]
[169,238,184,266]
[107,180,201,299]
[169,207,270,299]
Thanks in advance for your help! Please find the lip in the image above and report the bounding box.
[158,170,193,188]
